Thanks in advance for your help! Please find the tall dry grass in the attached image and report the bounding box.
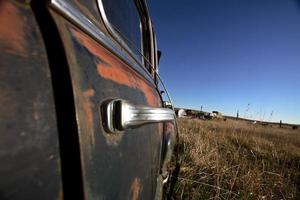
[171,118,300,199]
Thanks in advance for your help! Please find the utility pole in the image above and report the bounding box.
[280,120,282,128]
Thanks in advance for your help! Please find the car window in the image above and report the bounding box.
[101,0,146,64]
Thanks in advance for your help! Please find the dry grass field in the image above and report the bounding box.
[170,118,300,200]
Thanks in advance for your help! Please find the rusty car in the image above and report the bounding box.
[0,0,178,199]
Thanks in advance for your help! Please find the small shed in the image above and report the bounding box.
[178,109,187,118]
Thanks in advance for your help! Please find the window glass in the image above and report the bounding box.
[101,0,143,62]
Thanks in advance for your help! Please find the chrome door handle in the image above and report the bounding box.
[102,99,175,133]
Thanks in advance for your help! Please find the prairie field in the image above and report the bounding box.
[170,118,300,200]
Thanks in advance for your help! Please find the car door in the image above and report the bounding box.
[0,1,63,199]
[48,0,176,199]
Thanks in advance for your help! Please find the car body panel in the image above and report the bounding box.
[0,1,62,199]
[50,4,164,198]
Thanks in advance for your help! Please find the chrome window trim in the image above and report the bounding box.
[149,19,155,75]
[140,21,145,66]
[49,0,154,85]
[153,30,158,72]
[98,0,147,67]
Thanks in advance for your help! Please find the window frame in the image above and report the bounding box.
[97,0,155,74]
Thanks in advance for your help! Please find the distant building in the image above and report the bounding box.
[211,111,223,119]
[178,109,187,118]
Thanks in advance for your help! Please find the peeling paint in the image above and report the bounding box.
[83,88,95,97]
[33,100,41,121]
[72,30,160,106]
[0,1,27,56]
[130,177,142,200]
[81,88,95,147]
[33,111,39,121]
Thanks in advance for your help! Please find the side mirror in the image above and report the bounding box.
[157,50,162,65]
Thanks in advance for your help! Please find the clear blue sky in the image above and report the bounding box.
[148,0,300,124]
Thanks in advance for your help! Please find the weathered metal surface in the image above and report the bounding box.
[73,0,105,29]
[50,9,164,199]
[0,1,62,199]
[72,30,160,107]
[130,177,142,200]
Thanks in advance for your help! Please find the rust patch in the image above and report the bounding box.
[0,1,27,56]
[130,177,142,200]
[32,97,42,121]
[83,88,95,97]
[82,88,95,147]
[72,30,160,106]
[33,111,39,121]
[57,186,64,200]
